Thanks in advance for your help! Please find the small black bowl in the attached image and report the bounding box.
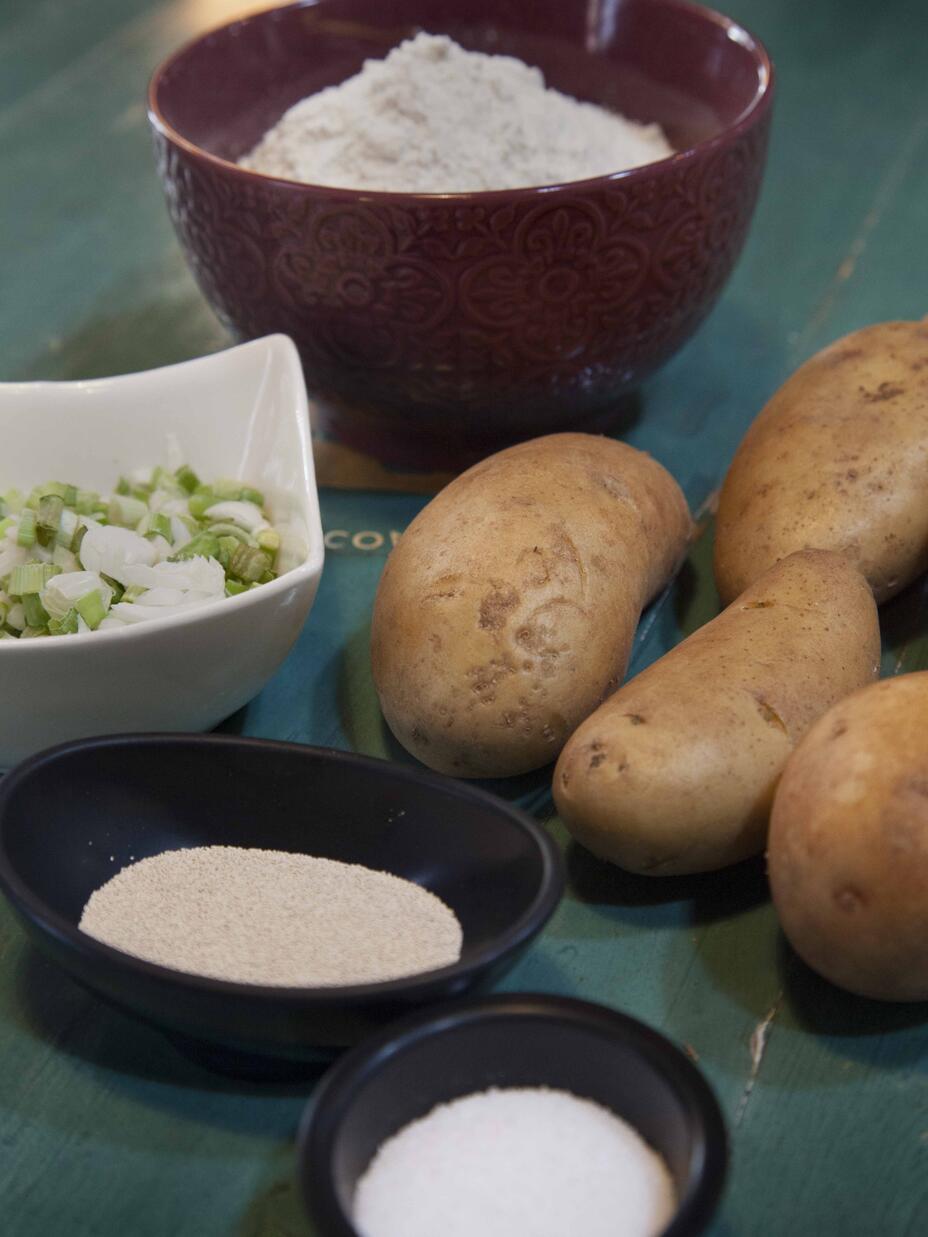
[299,994,727,1237]
[0,735,564,1068]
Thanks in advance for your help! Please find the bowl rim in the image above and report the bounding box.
[297,992,728,1237]
[0,733,566,1005]
[0,335,324,655]
[147,0,774,202]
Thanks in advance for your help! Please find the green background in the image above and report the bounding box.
[1,0,927,1233]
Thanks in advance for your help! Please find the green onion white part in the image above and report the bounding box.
[0,467,280,640]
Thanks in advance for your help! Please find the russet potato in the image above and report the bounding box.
[554,550,880,875]
[768,673,928,1001]
[715,320,928,605]
[370,433,691,778]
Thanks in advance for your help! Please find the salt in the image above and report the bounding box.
[353,1086,676,1237]
[78,845,462,986]
[239,33,674,193]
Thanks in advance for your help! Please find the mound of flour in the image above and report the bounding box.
[239,33,674,192]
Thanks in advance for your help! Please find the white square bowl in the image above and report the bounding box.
[0,335,324,769]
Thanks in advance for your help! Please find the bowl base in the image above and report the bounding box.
[165,1030,337,1081]
[311,387,644,474]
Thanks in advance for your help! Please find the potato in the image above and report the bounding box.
[714,320,928,605]
[768,673,928,1001]
[370,433,691,778]
[554,550,880,875]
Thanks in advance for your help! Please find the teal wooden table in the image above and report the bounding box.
[2,1,928,1232]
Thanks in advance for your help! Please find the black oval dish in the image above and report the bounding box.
[0,735,564,1069]
[299,993,727,1237]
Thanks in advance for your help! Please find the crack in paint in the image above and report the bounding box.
[734,991,783,1128]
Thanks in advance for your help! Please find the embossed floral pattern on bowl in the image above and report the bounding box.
[150,0,774,469]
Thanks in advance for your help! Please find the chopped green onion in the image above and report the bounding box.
[228,544,272,584]
[48,608,79,635]
[170,531,220,562]
[70,523,87,555]
[55,507,79,547]
[108,493,148,528]
[41,481,78,505]
[147,513,173,542]
[227,482,262,507]
[1,466,281,638]
[216,535,240,570]
[187,489,219,520]
[211,479,265,505]
[212,479,243,500]
[74,489,104,515]
[175,465,200,494]
[36,494,64,547]
[9,562,61,596]
[22,593,49,628]
[51,545,79,572]
[256,528,280,556]
[101,573,125,604]
[16,508,36,547]
[25,481,74,508]
[150,466,182,494]
[75,589,107,630]
[207,522,253,544]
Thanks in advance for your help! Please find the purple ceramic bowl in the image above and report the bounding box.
[149,0,773,470]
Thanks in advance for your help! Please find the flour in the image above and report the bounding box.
[239,33,674,192]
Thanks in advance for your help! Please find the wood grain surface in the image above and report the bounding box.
[1,1,927,1234]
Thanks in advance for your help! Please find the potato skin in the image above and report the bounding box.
[768,673,928,1001]
[370,433,691,778]
[714,320,928,605]
[554,550,880,875]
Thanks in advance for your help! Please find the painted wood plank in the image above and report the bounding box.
[0,0,156,110]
